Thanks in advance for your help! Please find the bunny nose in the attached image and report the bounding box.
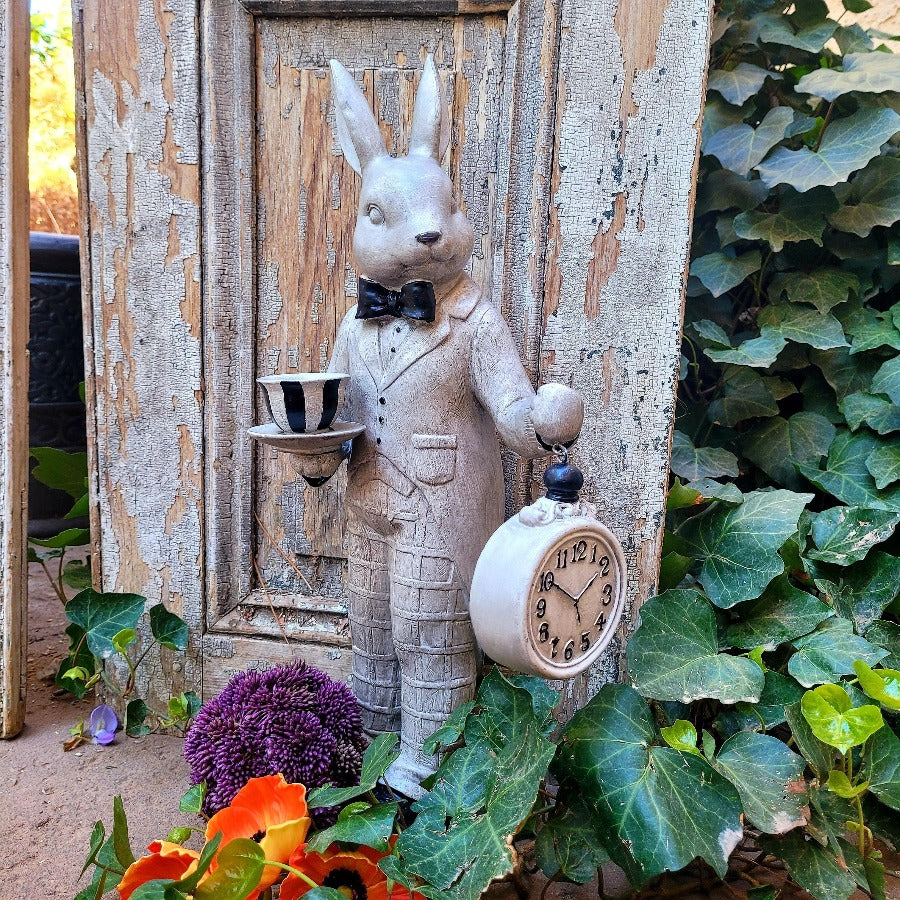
[415,230,442,245]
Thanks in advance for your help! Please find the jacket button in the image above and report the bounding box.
[378,416,384,424]
[379,397,386,405]
[376,437,382,445]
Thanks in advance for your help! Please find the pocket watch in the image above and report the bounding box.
[469,448,626,679]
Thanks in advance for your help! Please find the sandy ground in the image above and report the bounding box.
[0,567,191,899]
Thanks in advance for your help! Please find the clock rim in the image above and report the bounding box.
[525,524,626,675]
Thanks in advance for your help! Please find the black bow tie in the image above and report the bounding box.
[356,277,436,323]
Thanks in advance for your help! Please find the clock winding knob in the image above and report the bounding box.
[543,455,584,503]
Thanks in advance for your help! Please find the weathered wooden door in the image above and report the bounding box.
[0,0,29,739]
[75,0,713,710]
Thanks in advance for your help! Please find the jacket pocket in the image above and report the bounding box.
[411,433,457,485]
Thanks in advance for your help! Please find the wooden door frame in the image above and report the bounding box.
[0,0,30,739]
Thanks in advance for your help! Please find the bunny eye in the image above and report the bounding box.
[367,205,385,226]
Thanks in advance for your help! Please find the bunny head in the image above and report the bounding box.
[329,56,474,293]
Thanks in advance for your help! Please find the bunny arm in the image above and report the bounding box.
[471,303,582,458]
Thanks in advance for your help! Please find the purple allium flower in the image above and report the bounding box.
[89,705,118,745]
[183,661,365,825]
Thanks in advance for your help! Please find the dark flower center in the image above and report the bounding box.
[323,867,367,900]
[251,830,265,843]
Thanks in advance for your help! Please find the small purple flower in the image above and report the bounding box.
[89,704,118,745]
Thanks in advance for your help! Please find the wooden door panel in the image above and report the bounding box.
[203,5,514,688]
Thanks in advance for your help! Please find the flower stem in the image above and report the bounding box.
[263,860,319,889]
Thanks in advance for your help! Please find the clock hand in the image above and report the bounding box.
[574,572,600,602]
[552,582,578,601]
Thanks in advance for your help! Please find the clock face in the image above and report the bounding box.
[527,528,623,670]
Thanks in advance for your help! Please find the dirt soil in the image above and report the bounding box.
[0,567,191,899]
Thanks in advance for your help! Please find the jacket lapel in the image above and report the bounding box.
[355,319,382,387]
[379,315,450,391]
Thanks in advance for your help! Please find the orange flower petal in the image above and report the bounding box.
[117,844,200,900]
[205,803,265,846]
[229,774,309,830]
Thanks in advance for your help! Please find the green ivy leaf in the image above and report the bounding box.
[669,430,739,481]
[715,671,805,736]
[534,792,611,884]
[677,489,812,608]
[627,589,764,702]
[756,108,900,193]
[758,832,855,900]
[691,250,762,297]
[148,604,189,651]
[56,622,95,699]
[29,527,91,549]
[705,327,788,368]
[811,347,877,401]
[705,106,797,176]
[865,621,900,668]
[797,52,900,101]
[758,304,848,350]
[756,12,838,53]
[785,701,834,779]
[742,413,835,491]
[308,733,400,809]
[797,430,900,511]
[826,769,868,799]
[111,628,137,654]
[842,0,872,11]
[29,446,88,498]
[695,169,770,216]
[708,368,786,426]
[723,575,832,650]
[871,355,900,405]
[713,732,808,834]
[800,683,884,753]
[422,701,475,757]
[853,660,900,711]
[686,478,743,503]
[867,443,900,489]
[391,716,554,898]
[842,305,900,355]
[61,559,92,591]
[863,724,900,811]
[660,719,702,755]
[839,392,900,434]
[179,782,207,815]
[789,618,888,687]
[125,699,150,738]
[770,268,859,315]
[192,838,265,900]
[112,795,136,869]
[305,802,398,855]
[815,551,900,632]
[808,506,899,565]
[735,187,835,253]
[708,62,776,105]
[828,156,900,238]
[65,589,147,659]
[554,684,743,883]
[701,96,749,149]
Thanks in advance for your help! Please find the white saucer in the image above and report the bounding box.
[248,420,365,455]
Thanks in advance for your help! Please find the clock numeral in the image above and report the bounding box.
[538,622,549,643]
[590,543,598,563]
[598,555,610,576]
[581,632,590,652]
[595,612,606,629]
[602,583,613,605]
[535,598,546,619]
[550,636,560,658]
[572,539,587,562]
[564,639,575,661]
[556,548,568,569]
[540,571,555,592]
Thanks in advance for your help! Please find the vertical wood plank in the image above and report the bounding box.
[544,0,712,708]
[76,0,204,706]
[0,0,29,739]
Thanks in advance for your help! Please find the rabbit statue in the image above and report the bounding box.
[315,55,584,797]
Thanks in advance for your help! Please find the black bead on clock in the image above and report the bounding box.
[544,445,584,503]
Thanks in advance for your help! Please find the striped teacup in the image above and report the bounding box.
[258,373,349,434]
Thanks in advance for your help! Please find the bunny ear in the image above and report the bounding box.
[329,59,387,175]
[409,55,450,163]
